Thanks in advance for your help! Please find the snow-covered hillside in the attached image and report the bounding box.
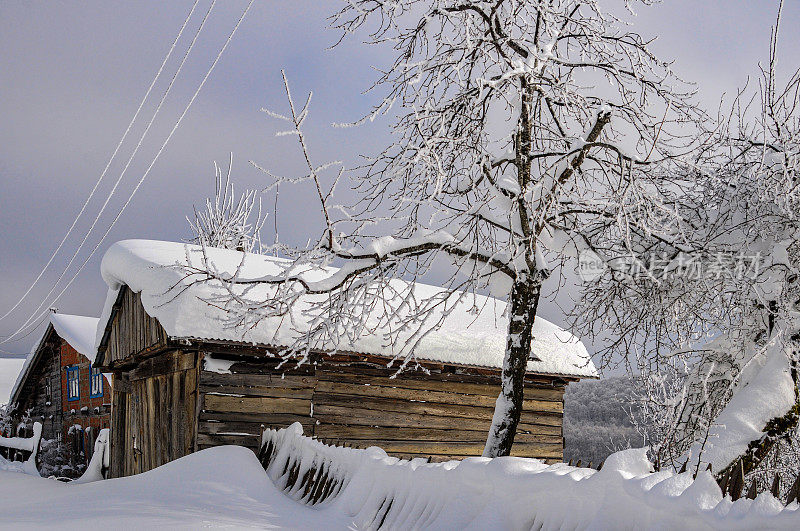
[564,376,642,464]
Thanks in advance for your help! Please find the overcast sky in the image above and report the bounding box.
[1,1,798,362]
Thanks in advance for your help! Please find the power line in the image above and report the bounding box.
[2,0,254,345]
[0,312,49,356]
[0,0,200,325]
[0,0,217,344]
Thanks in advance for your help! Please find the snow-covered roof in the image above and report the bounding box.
[96,240,597,379]
[9,313,100,405]
[49,313,98,359]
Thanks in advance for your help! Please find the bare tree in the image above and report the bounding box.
[580,4,800,480]
[188,153,266,253]
[183,1,699,457]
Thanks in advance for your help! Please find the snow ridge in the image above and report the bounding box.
[680,333,798,473]
[260,423,799,530]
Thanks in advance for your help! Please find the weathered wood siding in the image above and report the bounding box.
[12,328,63,440]
[103,288,168,367]
[312,366,564,461]
[109,350,198,478]
[197,354,565,463]
[101,292,569,475]
[197,355,316,451]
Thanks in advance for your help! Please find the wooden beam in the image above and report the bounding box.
[314,380,562,412]
[312,393,561,423]
[317,372,564,400]
[313,424,561,442]
[203,395,311,416]
[340,439,563,458]
[199,372,316,389]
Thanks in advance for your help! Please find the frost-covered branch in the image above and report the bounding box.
[192,0,700,457]
[188,154,266,253]
[576,6,800,481]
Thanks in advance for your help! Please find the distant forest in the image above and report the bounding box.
[563,377,644,465]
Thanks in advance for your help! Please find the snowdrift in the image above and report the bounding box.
[261,423,800,530]
[0,421,41,476]
[2,429,798,529]
[0,445,349,529]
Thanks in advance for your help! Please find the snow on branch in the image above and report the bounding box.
[576,7,800,484]
[187,153,266,253]
[188,0,704,456]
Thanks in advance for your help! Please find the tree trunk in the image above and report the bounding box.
[483,277,542,457]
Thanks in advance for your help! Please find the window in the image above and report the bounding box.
[66,366,80,401]
[90,367,103,398]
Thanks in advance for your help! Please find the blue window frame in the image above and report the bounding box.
[66,366,80,401]
[90,367,103,398]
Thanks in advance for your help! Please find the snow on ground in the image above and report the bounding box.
[1,437,798,529]
[0,446,348,530]
[257,423,800,530]
[0,357,25,405]
[0,454,39,476]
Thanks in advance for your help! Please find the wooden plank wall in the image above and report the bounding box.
[197,357,316,452]
[13,330,63,441]
[104,288,168,366]
[110,350,198,477]
[109,374,127,478]
[313,366,564,461]
[197,354,565,463]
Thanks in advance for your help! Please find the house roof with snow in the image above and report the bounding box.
[94,240,597,379]
[9,313,99,405]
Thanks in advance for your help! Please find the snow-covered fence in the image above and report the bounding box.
[0,421,42,464]
[566,457,604,471]
[67,424,85,471]
[259,423,799,529]
[714,458,800,505]
[73,428,110,483]
[258,423,362,505]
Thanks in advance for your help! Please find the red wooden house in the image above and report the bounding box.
[9,312,109,476]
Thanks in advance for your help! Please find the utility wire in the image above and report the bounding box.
[2,0,254,346]
[0,312,49,355]
[0,0,217,344]
[0,0,200,324]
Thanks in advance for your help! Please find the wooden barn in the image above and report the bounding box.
[9,311,110,476]
[94,240,597,478]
